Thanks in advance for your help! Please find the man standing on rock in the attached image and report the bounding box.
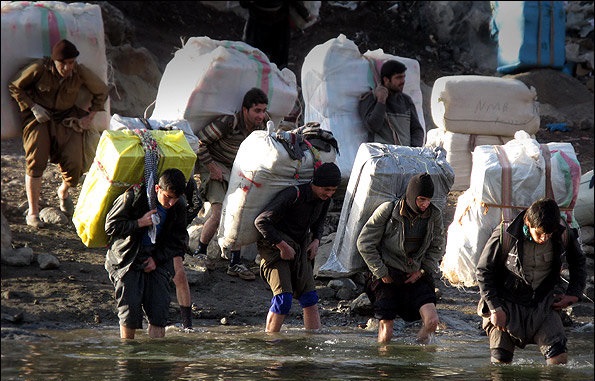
[254,162,341,332]
[358,59,424,147]
[8,39,108,228]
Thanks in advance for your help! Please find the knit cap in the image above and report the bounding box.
[312,162,341,187]
[51,39,79,61]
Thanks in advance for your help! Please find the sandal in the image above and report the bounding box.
[26,215,46,229]
[59,195,74,216]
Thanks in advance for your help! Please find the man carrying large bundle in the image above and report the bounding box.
[358,59,424,147]
[193,87,270,280]
[8,39,109,228]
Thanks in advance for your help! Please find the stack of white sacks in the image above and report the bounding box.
[426,75,541,191]
[440,130,582,287]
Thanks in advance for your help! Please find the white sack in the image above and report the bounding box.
[318,144,454,277]
[301,34,425,180]
[431,75,540,137]
[110,114,199,153]
[151,36,297,134]
[218,130,338,250]
[1,1,109,140]
[425,128,513,191]
[574,170,594,227]
[441,131,581,287]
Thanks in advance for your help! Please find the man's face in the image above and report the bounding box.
[384,72,406,93]
[415,196,431,212]
[243,103,268,130]
[311,184,338,201]
[155,184,180,209]
[54,58,76,78]
[527,223,554,245]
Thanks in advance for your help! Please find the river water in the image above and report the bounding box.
[1,323,593,380]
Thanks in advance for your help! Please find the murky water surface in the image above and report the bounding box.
[2,324,593,380]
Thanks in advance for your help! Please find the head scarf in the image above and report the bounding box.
[405,173,434,214]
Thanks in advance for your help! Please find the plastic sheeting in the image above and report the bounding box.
[317,144,454,277]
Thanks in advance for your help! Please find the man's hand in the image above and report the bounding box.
[137,209,157,227]
[31,104,51,123]
[80,111,96,130]
[143,257,156,272]
[374,85,389,104]
[490,307,507,331]
[381,275,393,284]
[306,239,320,260]
[276,240,295,261]
[207,162,223,181]
[552,294,579,310]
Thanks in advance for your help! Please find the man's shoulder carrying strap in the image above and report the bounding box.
[292,185,300,204]
[499,218,569,253]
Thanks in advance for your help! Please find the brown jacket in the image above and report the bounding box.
[9,57,108,114]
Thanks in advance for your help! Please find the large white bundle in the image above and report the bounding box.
[218,130,338,250]
[301,34,425,180]
[431,75,540,137]
[425,128,513,191]
[574,170,594,227]
[441,131,581,287]
[1,1,109,140]
[151,36,297,134]
[318,143,454,277]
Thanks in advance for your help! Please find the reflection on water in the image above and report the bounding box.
[1,324,593,381]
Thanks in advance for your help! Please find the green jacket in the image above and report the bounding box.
[357,199,445,279]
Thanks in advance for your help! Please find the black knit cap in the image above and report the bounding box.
[405,173,434,213]
[380,59,407,80]
[51,39,79,61]
[312,162,341,187]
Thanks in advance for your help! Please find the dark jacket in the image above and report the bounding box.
[358,90,424,147]
[477,210,586,311]
[254,183,329,246]
[104,186,188,281]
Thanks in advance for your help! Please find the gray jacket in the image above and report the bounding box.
[357,199,445,279]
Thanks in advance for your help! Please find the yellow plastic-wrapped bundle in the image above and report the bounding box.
[73,129,196,248]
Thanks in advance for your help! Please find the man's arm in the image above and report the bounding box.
[78,64,109,112]
[421,207,445,274]
[356,201,394,279]
[476,227,506,312]
[8,60,44,111]
[358,89,387,134]
[254,186,299,245]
